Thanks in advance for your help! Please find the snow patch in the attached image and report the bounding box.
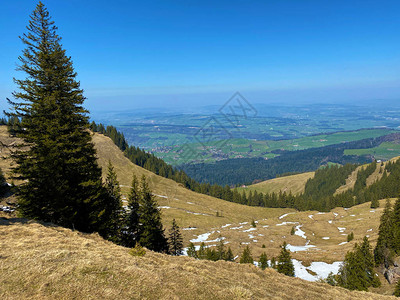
[294,225,307,239]
[190,231,214,243]
[322,237,330,240]
[182,227,197,231]
[339,242,347,245]
[276,221,298,226]
[292,259,342,282]
[230,226,244,230]
[243,228,256,232]
[221,224,231,228]
[337,227,346,233]
[286,243,316,252]
[158,206,170,209]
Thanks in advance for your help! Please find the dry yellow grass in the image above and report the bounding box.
[0,127,397,296]
[0,217,395,300]
[236,172,315,196]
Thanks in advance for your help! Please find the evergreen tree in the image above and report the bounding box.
[104,161,123,241]
[138,175,168,252]
[374,199,395,267]
[168,219,183,256]
[239,245,254,264]
[338,237,380,291]
[277,242,295,277]
[370,197,379,209]
[216,236,225,260]
[258,252,269,270]
[394,279,400,297]
[270,257,277,269]
[198,242,207,260]
[224,247,234,261]
[347,232,354,242]
[8,2,116,234]
[187,242,197,258]
[121,173,140,247]
[359,236,381,288]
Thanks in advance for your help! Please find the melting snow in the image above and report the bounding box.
[367,229,373,232]
[230,226,244,230]
[286,243,316,252]
[350,214,356,217]
[308,215,314,219]
[239,222,248,225]
[249,234,255,239]
[292,259,342,282]
[263,225,269,228]
[158,206,170,209]
[370,210,376,213]
[276,222,298,226]
[182,227,197,231]
[322,237,330,240]
[333,212,338,217]
[337,227,346,233]
[190,231,214,243]
[279,213,294,219]
[339,242,348,245]
[316,212,326,215]
[221,224,231,228]
[243,228,257,232]
[294,225,307,239]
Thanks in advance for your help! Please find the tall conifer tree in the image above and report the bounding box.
[138,175,168,252]
[277,242,295,277]
[168,218,183,255]
[121,173,140,247]
[7,2,115,234]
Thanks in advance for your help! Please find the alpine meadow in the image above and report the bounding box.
[1,1,400,299]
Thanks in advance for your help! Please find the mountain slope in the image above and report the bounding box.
[236,172,315,195]
[0,218,394,300]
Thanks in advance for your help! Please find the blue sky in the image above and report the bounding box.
[0,0,399,112]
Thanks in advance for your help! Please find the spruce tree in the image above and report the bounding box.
[277,242,295,277]
[216,236,225,260]
[394,279,400,297]
[198,242,207,260]
[168,219,183,255]
[224,247,234,261]
[121,173,140,247]
[239,245,254,264]
[7,2,115,234]
[104,161,123,241]
[374,199,395,267]
[258,252,269,270]
[187,242,197,258]
[138,175,168,252]
[337,238,380,291]
[370,197,379,209]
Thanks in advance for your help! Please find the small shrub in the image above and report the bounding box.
[129,244,146,257]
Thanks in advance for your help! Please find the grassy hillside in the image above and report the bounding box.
[235,172,315,195]
[0,217,394,300]
[1,127,398,295]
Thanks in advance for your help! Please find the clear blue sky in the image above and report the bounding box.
[1,0,399,112]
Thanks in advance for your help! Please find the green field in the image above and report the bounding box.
[154,129,396,165]
[344,142,400,160]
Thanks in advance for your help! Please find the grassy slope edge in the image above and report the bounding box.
[0,218,394,300]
